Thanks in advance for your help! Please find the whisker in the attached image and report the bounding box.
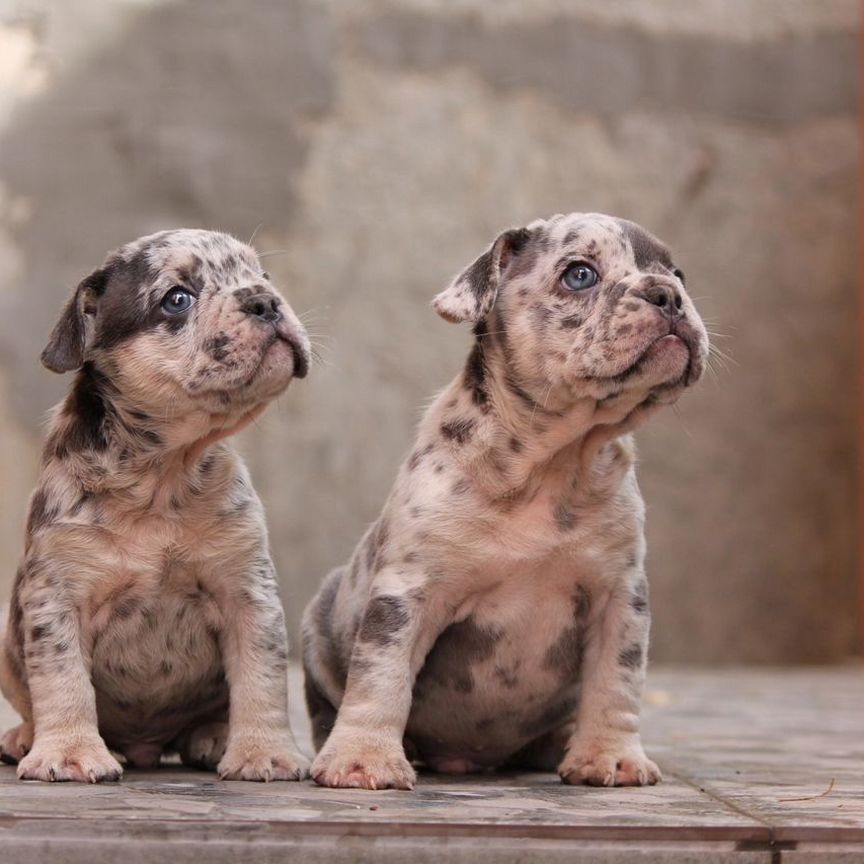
[247,223,264,247]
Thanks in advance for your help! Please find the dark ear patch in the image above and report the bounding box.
[41,268,109,373]
[433,226,534,323]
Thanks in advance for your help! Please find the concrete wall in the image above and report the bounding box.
[0,0,858,663]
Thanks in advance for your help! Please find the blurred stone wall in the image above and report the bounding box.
[0,0,858,663]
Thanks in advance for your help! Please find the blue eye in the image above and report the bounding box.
[161,287,195,315]
[562,263,599,291]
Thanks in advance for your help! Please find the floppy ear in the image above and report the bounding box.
[41,268,108,373]
[433,227,532,323]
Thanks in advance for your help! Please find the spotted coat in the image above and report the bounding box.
[0,229,311,782]
[302,213,708,790]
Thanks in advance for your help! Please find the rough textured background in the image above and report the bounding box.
[0,0,858,663]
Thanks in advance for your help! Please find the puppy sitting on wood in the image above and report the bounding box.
[0,229,310,782]
[303,213,708,790]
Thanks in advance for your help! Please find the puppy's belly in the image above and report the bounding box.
[406,615,583,770]
[89,590,226,748]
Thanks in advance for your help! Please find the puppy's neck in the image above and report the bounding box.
[432,322,661,500]
[46,363,253,490]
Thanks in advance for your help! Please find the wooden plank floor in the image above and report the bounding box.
[0,666,861,862]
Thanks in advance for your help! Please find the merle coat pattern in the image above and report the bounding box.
[0,229,311,782]
[302,213,708,790]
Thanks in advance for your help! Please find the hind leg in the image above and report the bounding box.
[176,721,230,771]
[0,603,34,764]
[505,724,571,773]
[303,657,337,752]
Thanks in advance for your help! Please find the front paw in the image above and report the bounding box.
[217,735,310,782]
[0,722,34,764]
[559,739,661,787]
[311,734,416,790]
[17,736,123,783]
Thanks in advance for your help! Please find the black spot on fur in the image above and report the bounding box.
[509,436,524,453]
[204,333,232,363]
[440,418,475,445]
[407,443,434,472]
[414,618,501,699]
[30,625,49,642]
[543,586,590,682]
[553,503,576,532]
[560,315,583,329]
[631,578,649,614]
[26,489,59,536]
[464,321,490,409]
[50,363,112,456]
[358,595,411,646]
[619,643,644,669]
[617,219,673,271]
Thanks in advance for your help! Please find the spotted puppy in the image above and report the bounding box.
[0,229,311,782]
[303,212,708,790]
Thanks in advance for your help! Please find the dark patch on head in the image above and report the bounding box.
[617,219,673,271]
[619,643,644,670]
[509,436,524,453]
[91,251,168,351]
[203,333,232,363]
[358,595,411,647]
[440,417,476,445]
[560,314,583,330]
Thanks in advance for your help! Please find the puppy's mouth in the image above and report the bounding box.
[611,320,699,387]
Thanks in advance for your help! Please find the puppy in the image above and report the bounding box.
[0,229,311,782]
[303,213,708,790]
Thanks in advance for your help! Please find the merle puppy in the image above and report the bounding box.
[302,212,708,790]
[0,229,311,782]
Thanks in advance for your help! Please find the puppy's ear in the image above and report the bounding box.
[41,268,108,373]
[433,227,532,323]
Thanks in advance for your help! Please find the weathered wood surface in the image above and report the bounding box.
[0,666,861,862]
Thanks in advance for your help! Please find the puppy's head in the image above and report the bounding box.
[434,213,708,405]
[42,229,310,415]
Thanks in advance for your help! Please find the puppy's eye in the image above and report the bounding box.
[672,267,685,285]
[161,287,195,315]
[561,263,599,292]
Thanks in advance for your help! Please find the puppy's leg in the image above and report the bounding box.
[302,652,337,753]
[558,568,660,787]
[0,602,34,764]
[216,555,309,782]
[176,721,229,770]
[311,574,443,791]
[12,567,122,782]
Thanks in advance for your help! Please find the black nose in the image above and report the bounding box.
[641,283,683,314]
[241,293,282,323]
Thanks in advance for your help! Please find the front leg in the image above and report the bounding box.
[311,569,444,790]
[217,554,309,781]
[558,565,661,787]
[14,561,122,783]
